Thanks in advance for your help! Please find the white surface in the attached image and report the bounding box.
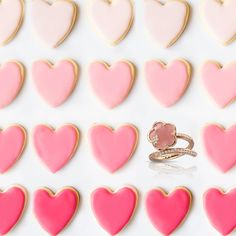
[0,0,235,235]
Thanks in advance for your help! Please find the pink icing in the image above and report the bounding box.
[203,124,236,172]
[34,188,79,235]
[145,60,190,107]
[146,188,191,235]
[91,187,137,235]
[89,125,137,173]
[204,188,236,235]
[0,186,26,235]
[89,61,134,108]
[33,125,79,173]
[32,60,78,107]
[202,61,236,107]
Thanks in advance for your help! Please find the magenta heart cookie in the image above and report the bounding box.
[204,188,236,235]
[203,124,236,172]
[146,187,191,235]
[145,59,191,107]
[34,187,79,235]
[89,61,135,108]
[91,186,137,235]
[33,124,79,173]
[89,124,138,173]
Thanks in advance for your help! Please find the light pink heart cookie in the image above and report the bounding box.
[145,60,191,107]
[204,188,236,235]
[201,0,236,45]
[146,187,191,235]
[33,124,79,173]
[32,60,78,107]
[91,186,137,235]
[31,0,77,47]
[34,187,79,235]
[89,0,134,44]
[144,0,190,47]
[203,124,236,172]
[89,61,135,108]
[89,124,138,173]
[0,186,26,235]
[202,61,236,107]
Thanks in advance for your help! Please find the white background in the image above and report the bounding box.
[1,0,236,235]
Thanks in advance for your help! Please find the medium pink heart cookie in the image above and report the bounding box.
[203,124,236,172]
[31,0,77,47]
[146,187,191,235]
[0,185,27,235]
[145,59,191,107]
[91,186,138,235]
[89,61,135,108]
[32,60,78,107]
[89,124,138,173]
[33,124,79,173]
[144,0,190,47]
[89,0,134,44]
[204,188,236,235]
[34,187,79,235]
[202,61,236,107]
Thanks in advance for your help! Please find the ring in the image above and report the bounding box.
[148,121,197,161]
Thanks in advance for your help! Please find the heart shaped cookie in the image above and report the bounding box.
[34,187,79,235]
[88,0,134,44]
[144,0,190,47]
[146,187,191,235]
[145,59,191,107]
[33,124,79,173]
[91,186,137,235]
[89,61,135,108]
[89,124,138,173]
[32,60,78,107]
[31,0,77,47]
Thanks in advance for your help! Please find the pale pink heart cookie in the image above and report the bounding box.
[89,0,134,44]
[201,0,236,45]
[0,186,27,235]
[34,187,79,235]
[203,124,236,172]
[31,0,77,47]
[32,60,78,107]
[89,61,135,108]
[89,124,138,173]
[0,0,24,46]
[145,60,191,107]
[146,187,191,235]
[91,186,138,235]
[202,61,236,107]
[33,124,79,173]
[144,0,190,47]
[204,188,236,235]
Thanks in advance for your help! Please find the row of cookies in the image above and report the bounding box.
[2,0,236,47]
[0,185,234,235]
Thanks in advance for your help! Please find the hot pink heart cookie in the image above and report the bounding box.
[89,61,135,108]
[89,0,134,44]
[34,187,79,235]
[91,186,138,235]
[33,124,79,173]
[202,61,236,107]
[32,60,78,107]
[144,0,190,47]
[31,0,77,47]
[146,187,191,235]
[203,124,236,172]
[0,186,27,235]
[89,124,138,173]
[145,60,191,107]
[204,188,236,235]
